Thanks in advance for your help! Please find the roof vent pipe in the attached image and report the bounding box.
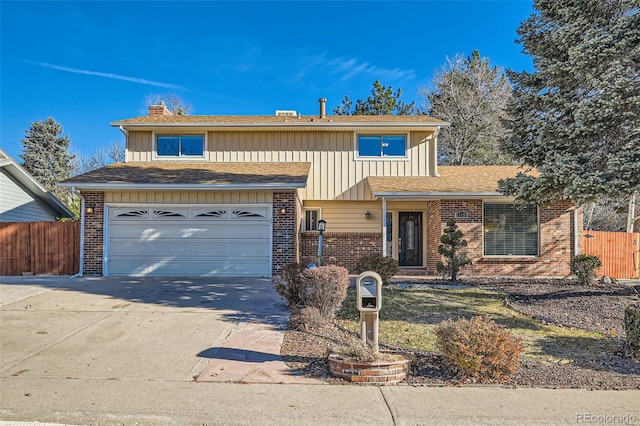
[319,98,327,118]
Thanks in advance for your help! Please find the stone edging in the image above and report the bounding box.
[328,353,414,384]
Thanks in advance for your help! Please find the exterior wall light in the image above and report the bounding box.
[86,206,95,214]
[281,208,287,214]
[317,219,327,266]
[365,211,371,219]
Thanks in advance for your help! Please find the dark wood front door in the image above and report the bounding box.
[399,212,422,266]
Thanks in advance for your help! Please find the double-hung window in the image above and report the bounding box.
[483,204,539,256]
[156,135,204,157]
[357,135,406,158]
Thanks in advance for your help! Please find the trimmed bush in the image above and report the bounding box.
[354,253,399,283]
[436,219,472,283]
[624,303,640,354]
[298,265,350,320]
[570,254,602,285]
[290,307,327,331]
[272,262,307,308]
[435,316,524,380]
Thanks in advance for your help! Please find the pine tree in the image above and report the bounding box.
[436,219,472,283]
[421,50,514,165]
[333,80,416,115]
[19,117,75,203]
[499,0,640,205]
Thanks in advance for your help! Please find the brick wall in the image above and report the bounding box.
[436,199,575,277]
[425,200,442,272]
[272,191,298,276]
[81,191,104,275]
[300,232,382,272]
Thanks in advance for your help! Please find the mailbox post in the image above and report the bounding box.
[356,271,382,353]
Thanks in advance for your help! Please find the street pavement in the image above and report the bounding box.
[1,276,639,425]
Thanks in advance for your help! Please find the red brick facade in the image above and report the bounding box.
[436,199,576,277]
[272,191,298,276]
[300,232,382,272]
[81,191,105,275]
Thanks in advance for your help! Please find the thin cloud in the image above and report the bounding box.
[299,54,416,82]
[23,60,186,90]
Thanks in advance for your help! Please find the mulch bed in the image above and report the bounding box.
[280,277,640,388]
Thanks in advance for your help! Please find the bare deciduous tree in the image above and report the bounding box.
[145,93,192,115]
[72,141,125,176]
[420,51,513,165]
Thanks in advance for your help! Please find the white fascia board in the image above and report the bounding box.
[111,122,450,130]
[373,191,507,199]
[57,182,307,190]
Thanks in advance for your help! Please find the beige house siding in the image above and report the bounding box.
[105,190,273,204]
[125,130,436,201]
[302,200,382,233]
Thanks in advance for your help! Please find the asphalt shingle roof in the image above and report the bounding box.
[367,166,538,195]
[60,162,311,187]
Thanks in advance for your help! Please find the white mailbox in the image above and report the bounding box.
[356,271,382,312]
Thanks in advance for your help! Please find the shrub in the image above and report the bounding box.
[290,306,328,331]
[435,316,524,381]
[570,254,602,285]
[624,304,640,354]
[436,218,472,282]
[298,265,350,320]
[272,263,307,308]
[354,253,399,283]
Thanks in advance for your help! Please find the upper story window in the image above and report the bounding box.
[156,135,204,157]
[357,135,407,158]
[483,203,539,257]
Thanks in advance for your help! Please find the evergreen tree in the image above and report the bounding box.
[421,50,514,165]
[19,117,74,203]
[499,0,640,205]
[436,219,472,283]
[333,80,416,115]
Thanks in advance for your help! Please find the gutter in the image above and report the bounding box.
[373,191,506,199]
[69,187,85,278]
[111,121,450,130]
[57,182,308,190]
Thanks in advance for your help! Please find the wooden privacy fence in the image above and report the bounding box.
[583,231,640,279]
[0,222,80,276]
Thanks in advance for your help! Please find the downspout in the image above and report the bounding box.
[573,207,580,256]
[119,126,128,163]
[382,198,387,256]
[70,187,85,278]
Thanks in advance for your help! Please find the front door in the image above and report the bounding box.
[399,212,422,266]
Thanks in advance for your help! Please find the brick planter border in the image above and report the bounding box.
[328,353,414,384]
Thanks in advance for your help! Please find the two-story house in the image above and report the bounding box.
[60,99,581,278]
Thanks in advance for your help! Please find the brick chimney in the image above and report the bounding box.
[148,102,172,116]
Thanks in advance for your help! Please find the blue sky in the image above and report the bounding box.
[0,1,534,160]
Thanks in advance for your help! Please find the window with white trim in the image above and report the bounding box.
[356,134,407,158]
[156,134,204,157]
[303,209,321,232]
[483,204,539,256]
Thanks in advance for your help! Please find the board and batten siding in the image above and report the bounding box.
[105,190,273,204]
[125,130,436,201]
[303,200,382,233]
[0,172,59,222]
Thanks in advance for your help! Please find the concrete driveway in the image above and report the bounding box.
[0,276,305,383]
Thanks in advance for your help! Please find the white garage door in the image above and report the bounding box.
[107,205,271,277]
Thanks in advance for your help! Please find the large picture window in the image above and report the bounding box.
[157,135,204,157]
[483,204,538,256]
[357,135,406,157]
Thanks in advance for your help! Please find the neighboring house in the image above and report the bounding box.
[0,148,74,222]
[59,100,581,277]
